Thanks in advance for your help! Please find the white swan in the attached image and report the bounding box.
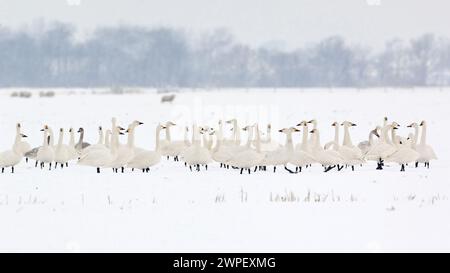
[365,123,398,170]
[261,127,298,173]
[338,121,365,170]
[0,129,27,173]
[36,126,55,170]
[79,126,123,173]
[182,124,212,171]
[228,124,265,174]
[128,124,165,172]
[414,120,437,168]
[211,121,234,168]
[108,120,143,172]
[54,128,70,169]
[385,132,420,171]
[15,123,31,162]
[290,121,316,172]
[309,128,344,172]
[358,126,380,155]
[67,128,79,161]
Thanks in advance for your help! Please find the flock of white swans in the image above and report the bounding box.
[0,117,437,174]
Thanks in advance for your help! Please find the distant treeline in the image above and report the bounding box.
[0,22,450,87]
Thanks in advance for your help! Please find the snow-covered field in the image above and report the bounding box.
[0,87,449,252]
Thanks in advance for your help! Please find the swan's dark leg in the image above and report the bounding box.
[338,165,344,171]
[26,158,28,163]
[376,158,383,170]
[189,165,192,172]
[121,167,124,173]
[146,168,150,173]
[254,166,258,172]
[400,164,405,172]
[167,156,169,160]
[197,164,200,171]
[220,163,223,168]
[351,166,355,171]
[97,167,100,173]
[273,166,276,173]
[66,162,69,168]
[324,165,336,173]
[11,166,14,173]
[185,162,187,167]
[240,168,243,175]
[35,161,38,168]
[49,163,52,171]
[132,168,134,172]
[427,162,430,169]
[205,165,208,171]
[1,168,4,173]
[284,166,295,174]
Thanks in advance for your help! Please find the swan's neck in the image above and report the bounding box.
[411,125,419,146]
[97,130,104,145]
[285,132,294,152]
[245,128,254,148]
[184,128,190,146]
[13,132,22,154]
[155,127,161,151]
[234,121,241,145]
[192,126,201,147]
[314,131,321,148]
[267,126,272,142]
[301,125,309,149]
[334,126,340,147]
[105,133,111,147]
[391,128,397,145]
[57,131,64,147]
[78,130,84,146]
[382,126,391,144]
[69,131,75,146]
[42,130,48,147]
[343,125,353,146]
[127,127,135,148]
[165,126,171,142]
[368,131,375,145]
[255,126,262,153]
[48,128,54,146]
[419,124,427,145]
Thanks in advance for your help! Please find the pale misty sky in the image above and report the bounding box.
[0,0,449,50]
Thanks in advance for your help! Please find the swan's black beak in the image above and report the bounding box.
[21,134,28,138]
[373,130,380,138]
[118,126,125,131]
[351,123,357,127]
[420,122,424,126]
[307,120,313,123]
[296,123,302,127]
[77,128,82,133]
[138,121,144,125]
[309,130,315,133]
[294,128,300,132]
[119,132,125,135]
[278,129,283,132]
[393,126,399,130]
[407,124,412,128]
[40,129,44,132]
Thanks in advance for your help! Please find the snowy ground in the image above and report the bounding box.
[0,87,449,252]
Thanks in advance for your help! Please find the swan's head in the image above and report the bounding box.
[341,121,356,127]
[391,122,400,129]
[226,119,236,124]
[371,128,380,138]
[407,122,418,128]
[17,123,21,129]
[165,121,175,127]
[98,126,103,131]
[419,120,426,126]
[20,133,28,138]
[384,117,388,122]
[242,126,250,131]
[331,121,339,127]
[309,129,317,134]
[59,128,64,133]
[69,128,73,133]
[296,121,307,127]
[307,119,316,124]
[41,125,49,132]
[77,128,84,133]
